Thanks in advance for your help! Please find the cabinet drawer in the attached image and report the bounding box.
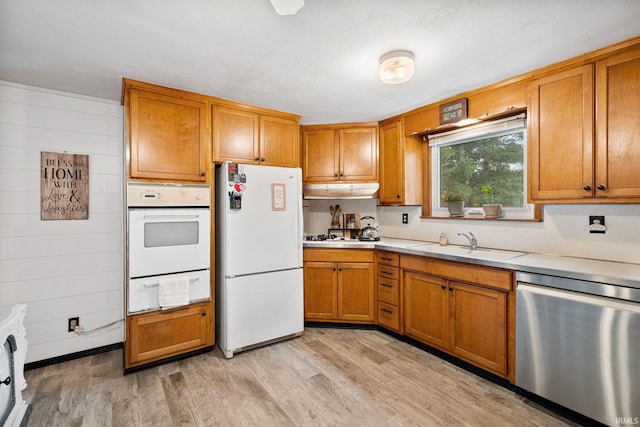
[378,301,401,332]
[377,265,399,281]
[377,277,400,306]
[304,248,374,263]
[126,302,212,367]
[400,255,513,291]
[376,250,399,267]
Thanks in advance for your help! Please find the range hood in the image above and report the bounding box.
[303,183,379,199]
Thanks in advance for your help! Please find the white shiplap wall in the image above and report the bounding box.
[0,81,123,363]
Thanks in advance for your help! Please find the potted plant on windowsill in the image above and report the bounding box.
[443,192,465,217]
[480,185,502,218]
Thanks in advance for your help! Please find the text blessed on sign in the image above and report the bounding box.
[41,151,89,220]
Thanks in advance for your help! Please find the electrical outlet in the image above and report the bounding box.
[402,213,408,224]
[68,317,79,332]
[589,215,606,234]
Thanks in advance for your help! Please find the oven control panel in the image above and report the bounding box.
[127,182,210,207]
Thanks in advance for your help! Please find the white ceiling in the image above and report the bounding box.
[1,1,639,124]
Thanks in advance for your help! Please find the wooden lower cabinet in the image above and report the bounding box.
[126,301,213,369]
[403,266,509,377]
[404,272,448,348]
[303,249,375,323]
[449,281,507,376]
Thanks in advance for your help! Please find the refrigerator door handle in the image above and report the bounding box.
[297,177,303,267]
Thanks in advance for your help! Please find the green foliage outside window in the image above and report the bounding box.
[439,132,525,208]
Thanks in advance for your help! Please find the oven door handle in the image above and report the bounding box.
[142,214,201,220]
[143,277,199,288]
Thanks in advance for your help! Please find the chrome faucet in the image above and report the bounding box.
[458,232,478,250]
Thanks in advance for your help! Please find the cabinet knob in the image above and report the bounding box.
[597,184,606,190]
[441,285,446,290]
[261,158,266,162]
[333,268,337,272]
[255,157,260,161]
[338,268,342,272]
[583,185,591,191]
[448,287,453,291]
[201,312,206,317]
[396,195,401,199]
[334,174,339,177]
[200,171,206,177]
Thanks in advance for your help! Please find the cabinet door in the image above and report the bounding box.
[303,261,338,320]
[212,106,260,164]
[379,121,403,204]
[302,129,339,182]
[126,302,212,368]
[337,262,375,322]
[528,64,594,201]
[449,281,507,376]
[596,47,640,199]
[260,115,300,167]
[129,89,207,181]
[403,271,448,349]
[339,127,378,182]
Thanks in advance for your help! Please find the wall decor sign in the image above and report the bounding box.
[439,98,468,125]
[40,151,89,220]
[271,183,286,211]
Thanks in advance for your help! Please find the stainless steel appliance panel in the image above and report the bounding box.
[516,282,640,426]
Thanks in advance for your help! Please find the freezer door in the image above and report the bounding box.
[219,163,302,277]
[220,268,303,358]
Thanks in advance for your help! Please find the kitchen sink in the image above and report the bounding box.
[412,244,526,261]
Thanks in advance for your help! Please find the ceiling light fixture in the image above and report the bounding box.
[379,50,414,85]
[269,0,305,15]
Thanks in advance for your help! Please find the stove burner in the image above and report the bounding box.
[305,234,328,241]
[305,234,359,241]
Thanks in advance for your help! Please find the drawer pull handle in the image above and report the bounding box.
[380,308,393,314]
[143,277,199,288]
[0,376,10,386]
[381,283,393,288]
[381,257,392,261]
[382,271,393,275]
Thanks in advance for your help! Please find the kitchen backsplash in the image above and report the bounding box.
[304,199,640,264]
[303,199,377,236]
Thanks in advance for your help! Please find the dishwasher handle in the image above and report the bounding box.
[517,283,640,313]
[516,271,640,303]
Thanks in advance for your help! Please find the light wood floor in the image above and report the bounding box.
[23,328,575,426]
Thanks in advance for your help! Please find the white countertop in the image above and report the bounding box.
[304,237,640,289]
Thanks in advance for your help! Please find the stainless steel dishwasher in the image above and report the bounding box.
[516,271,640,426]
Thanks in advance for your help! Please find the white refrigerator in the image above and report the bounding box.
[216,162,304,358]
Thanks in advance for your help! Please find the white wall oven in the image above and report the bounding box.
[126,183,211,314]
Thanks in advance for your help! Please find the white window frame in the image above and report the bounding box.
[428,114,535,220]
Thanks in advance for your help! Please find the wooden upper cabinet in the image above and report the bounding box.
[595,47,640,199]
[212,106,259,165]
[528,64,595,201]
[302,124,378,183]
[339,127,378,181]
[212,105,300,167]
[379,119,422,206]
[301,129,339,181]
[260,115,300,167]
[127,87,207,182]
[529,45,640,203]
